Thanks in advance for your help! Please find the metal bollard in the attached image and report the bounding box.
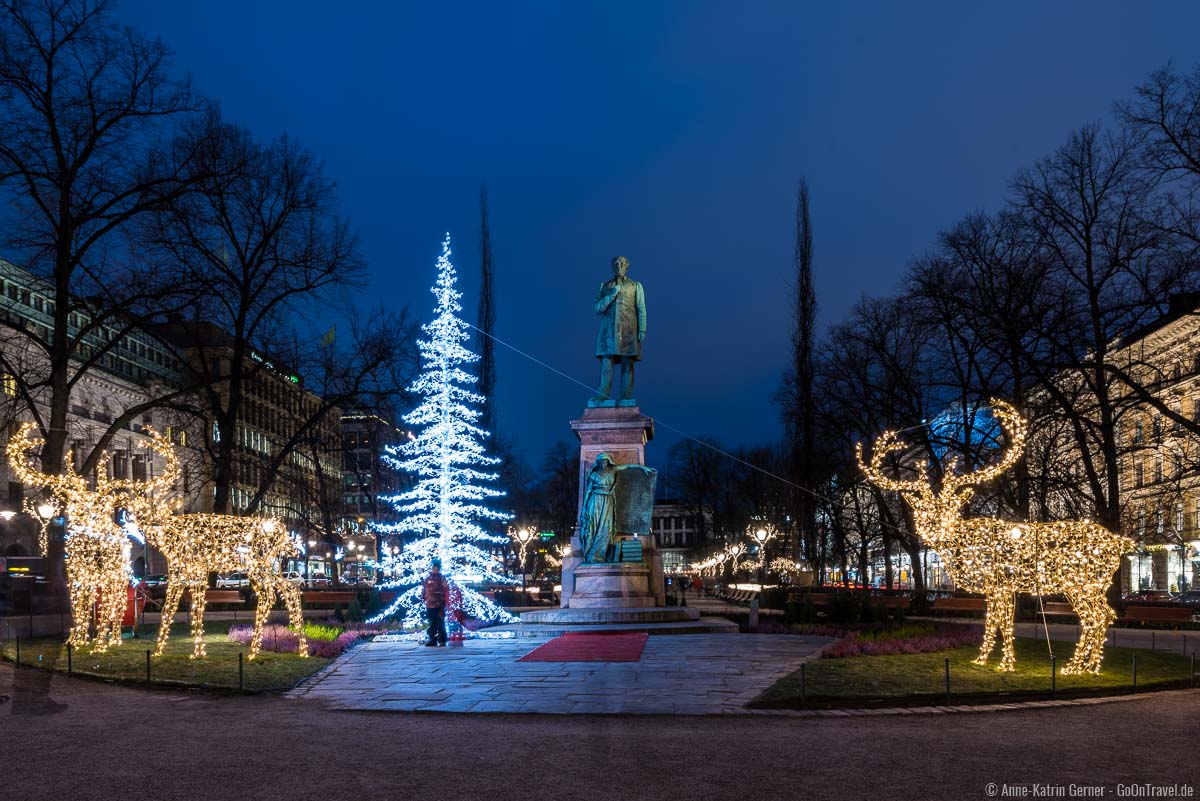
[145,649,151,684]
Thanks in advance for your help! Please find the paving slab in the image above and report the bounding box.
[287,633,830,714]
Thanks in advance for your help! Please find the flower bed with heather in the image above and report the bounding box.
[227,620,408,658]
[822,623,982,658]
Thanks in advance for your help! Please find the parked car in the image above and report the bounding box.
[1121,589,1176,603]
[1173,590,1200,606]
[215,572,250,589]
[305,575,332,589]
[281,571,304,587]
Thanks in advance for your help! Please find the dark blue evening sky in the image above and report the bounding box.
[120,1,1200,471]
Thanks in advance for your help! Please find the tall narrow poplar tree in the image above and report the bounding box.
[788,179,818,568]
[478,184,498,435]
[370,235,515,626]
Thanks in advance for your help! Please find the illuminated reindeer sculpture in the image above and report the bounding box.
[141,512,308,660]
[6,422,175,652]
[115,444,308,659]
[857,400,1131,674]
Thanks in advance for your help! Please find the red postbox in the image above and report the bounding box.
[95,583,147,628]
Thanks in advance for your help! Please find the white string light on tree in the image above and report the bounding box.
[369,235,516,629]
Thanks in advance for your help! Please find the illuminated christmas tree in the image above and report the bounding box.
[370,234,515,628]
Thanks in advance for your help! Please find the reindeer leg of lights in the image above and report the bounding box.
[1062,578,1115,675]
[98,569,128,653]
[250,578,271,660]
[189,580,209,659]
[995,591,1017,672]
[156,577,187,656]
[67,576,93,649]
[975,590,1004,668]
[277,576,307,658]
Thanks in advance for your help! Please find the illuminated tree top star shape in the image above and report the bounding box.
[370,234,515,627]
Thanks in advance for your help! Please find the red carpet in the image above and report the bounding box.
[518,632,649,662]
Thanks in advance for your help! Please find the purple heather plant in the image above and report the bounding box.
[227,623,406,658]
[822,623,982,659]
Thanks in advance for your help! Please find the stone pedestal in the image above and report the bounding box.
[561,405,657,608]
[568,563,656,609]
[570,404,655,514]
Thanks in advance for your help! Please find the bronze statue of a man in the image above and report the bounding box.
[592,255,646,402]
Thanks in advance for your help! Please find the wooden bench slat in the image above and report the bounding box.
[302,591,357,604]
[1040,602,1077,616]
[203,590,245,604]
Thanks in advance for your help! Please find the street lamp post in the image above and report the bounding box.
[750,524,774,588]
[726,544,745,582]
[510,527,534,603]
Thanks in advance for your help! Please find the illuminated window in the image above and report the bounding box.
[2,373,16,396]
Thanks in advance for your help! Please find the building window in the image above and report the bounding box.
[1135,461,1144,488]
[1134,420,1144,444]
[1155,455,1163,483]
[2,373,16,396]
[1176,503,1184,533]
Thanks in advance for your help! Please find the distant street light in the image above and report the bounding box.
[36,502,54,520]
[726,543,745,580]
[749,523,776,587]
[510,527,535,601]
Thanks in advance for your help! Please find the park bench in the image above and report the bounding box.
[875,596,911,610]
[1119,605,1194,627]
[786,592,829,606]
[931,597,987,616]
[1038,601,1078,618]
[302,590,357,609]
[179,589,246,620]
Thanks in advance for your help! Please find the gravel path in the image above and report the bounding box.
[3,662,1198,801]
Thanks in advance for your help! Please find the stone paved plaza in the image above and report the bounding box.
[287,633,831,714]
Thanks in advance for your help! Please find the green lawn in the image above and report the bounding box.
[0,621,330,692]
[752,637,1195,709]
